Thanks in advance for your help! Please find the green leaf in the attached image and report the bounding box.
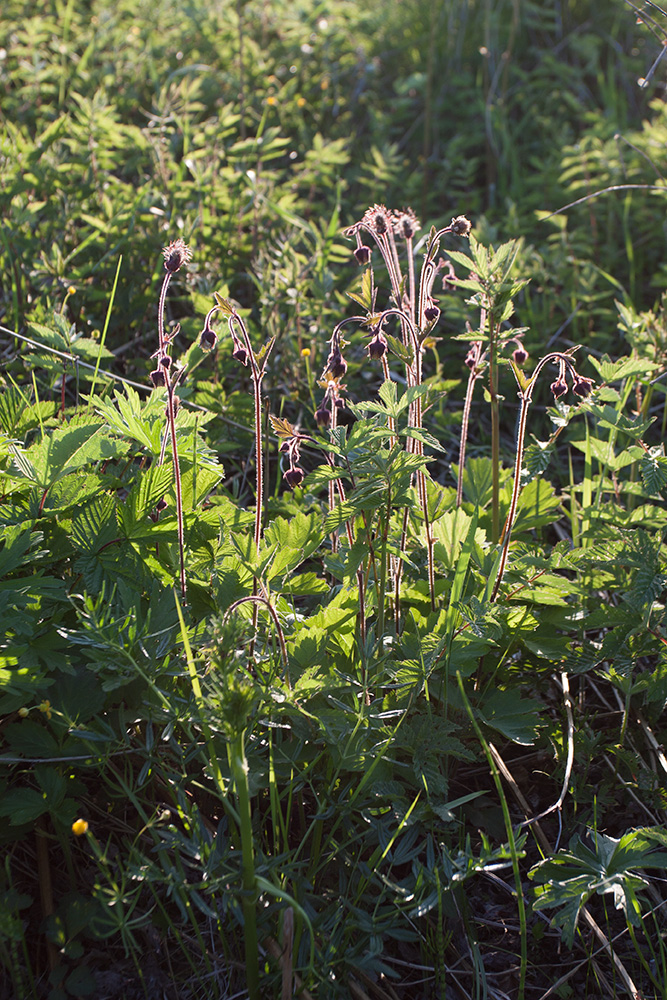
[347,268,374,311]
[640,447,667,496]
[11,422,130,490]
[588,354,657,383]
[478,688,544,745]
[264,512,324,580]
[0,788,48,825]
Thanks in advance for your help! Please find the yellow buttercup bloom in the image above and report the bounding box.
[301,348,311,358]
[72,819,89,836]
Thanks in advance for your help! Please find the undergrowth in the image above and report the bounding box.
[2,2,667,1000]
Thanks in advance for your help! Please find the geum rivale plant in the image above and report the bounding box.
[276,207,595,644]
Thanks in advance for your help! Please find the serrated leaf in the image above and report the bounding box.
[640,449,667,496]
[11,422,130,489]
[478,688,544,744]
[347,268,374,311]
[213,291,235,315]
[269,414,296,440]
[588,353,657,383]
[0,788,48,825]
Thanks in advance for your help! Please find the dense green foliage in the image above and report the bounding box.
[2,1,667,998]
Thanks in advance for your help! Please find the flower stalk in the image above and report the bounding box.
[490,351,593,602]
[152,238,192,602]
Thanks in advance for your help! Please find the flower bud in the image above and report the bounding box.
[284,466,305,489]
[315,403,331,427]
[512,345,528,366]
[200,325,217,351]
[572,375,594,398]
[232,344,249,366]
[424,302,440,324]
[550,378,568,399]
[150,368,166,387]
[368,333,388,360]
[354,245,372,265]
[327,350,347,380]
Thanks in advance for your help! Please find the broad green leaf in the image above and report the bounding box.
[478,688,544,744]
[588,353,657,383]
[11,422,130,489]
[264,512,324,581]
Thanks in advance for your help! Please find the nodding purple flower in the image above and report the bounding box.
[326,348,347,380]
[368,332,388,360]
[450,215,472,238]
[424,302,440,324]
[150,368,166,387]
[550,377,568,399]
[199,313,218,352]
[354,244,372,265]
[315,403,331,427]
[284,466,305,489]
[512,344,528,366]
[159,353,171,369]
[162,238,192,273]
[232,340,249,366]
[149,496,169,522]
[572,375,594,398]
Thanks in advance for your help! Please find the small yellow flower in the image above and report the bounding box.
[266,95,278,106]
[301,347,311,358]
[18,707,29,718]
[38,700,52,720]
[297,97,306,108]
[67,286,76,296]
[320,78,329,91]
[72,819,89,837]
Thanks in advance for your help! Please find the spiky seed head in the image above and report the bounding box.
[362,205,390,236]
[450,216,472,237]
[392,209,420,240]
[162,238,192,273]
